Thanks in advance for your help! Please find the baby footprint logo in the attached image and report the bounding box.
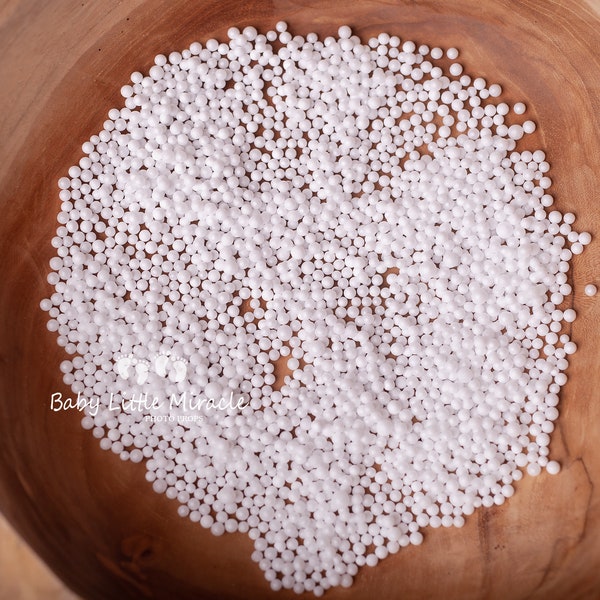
[155,353,187,383]
[115,352,187,384]
[115,354,150,385]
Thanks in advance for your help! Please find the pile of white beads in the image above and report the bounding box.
[42,23,590,595]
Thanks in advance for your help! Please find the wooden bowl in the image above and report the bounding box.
[1,0,600,598]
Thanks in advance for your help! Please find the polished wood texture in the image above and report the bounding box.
[1,1,599,599]
[0,513,79,600]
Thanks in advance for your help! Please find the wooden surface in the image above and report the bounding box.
[0,513,79,600]
[1,0,600,599]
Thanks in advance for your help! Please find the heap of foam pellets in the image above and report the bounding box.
[42,23,592,595]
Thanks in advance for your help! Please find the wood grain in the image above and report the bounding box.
[0,1,599,599]
[0,513,79,600]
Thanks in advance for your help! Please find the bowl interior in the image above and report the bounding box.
[1,1,600,599]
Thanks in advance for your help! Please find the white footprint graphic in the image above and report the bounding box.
[115,354,150,385]
[115,355,134,380]
[134,360,150,385]
[154,353,187,383]
[170,359,187,383]
[154,353,170,378]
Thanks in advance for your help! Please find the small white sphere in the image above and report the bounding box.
[338,25,352,39]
